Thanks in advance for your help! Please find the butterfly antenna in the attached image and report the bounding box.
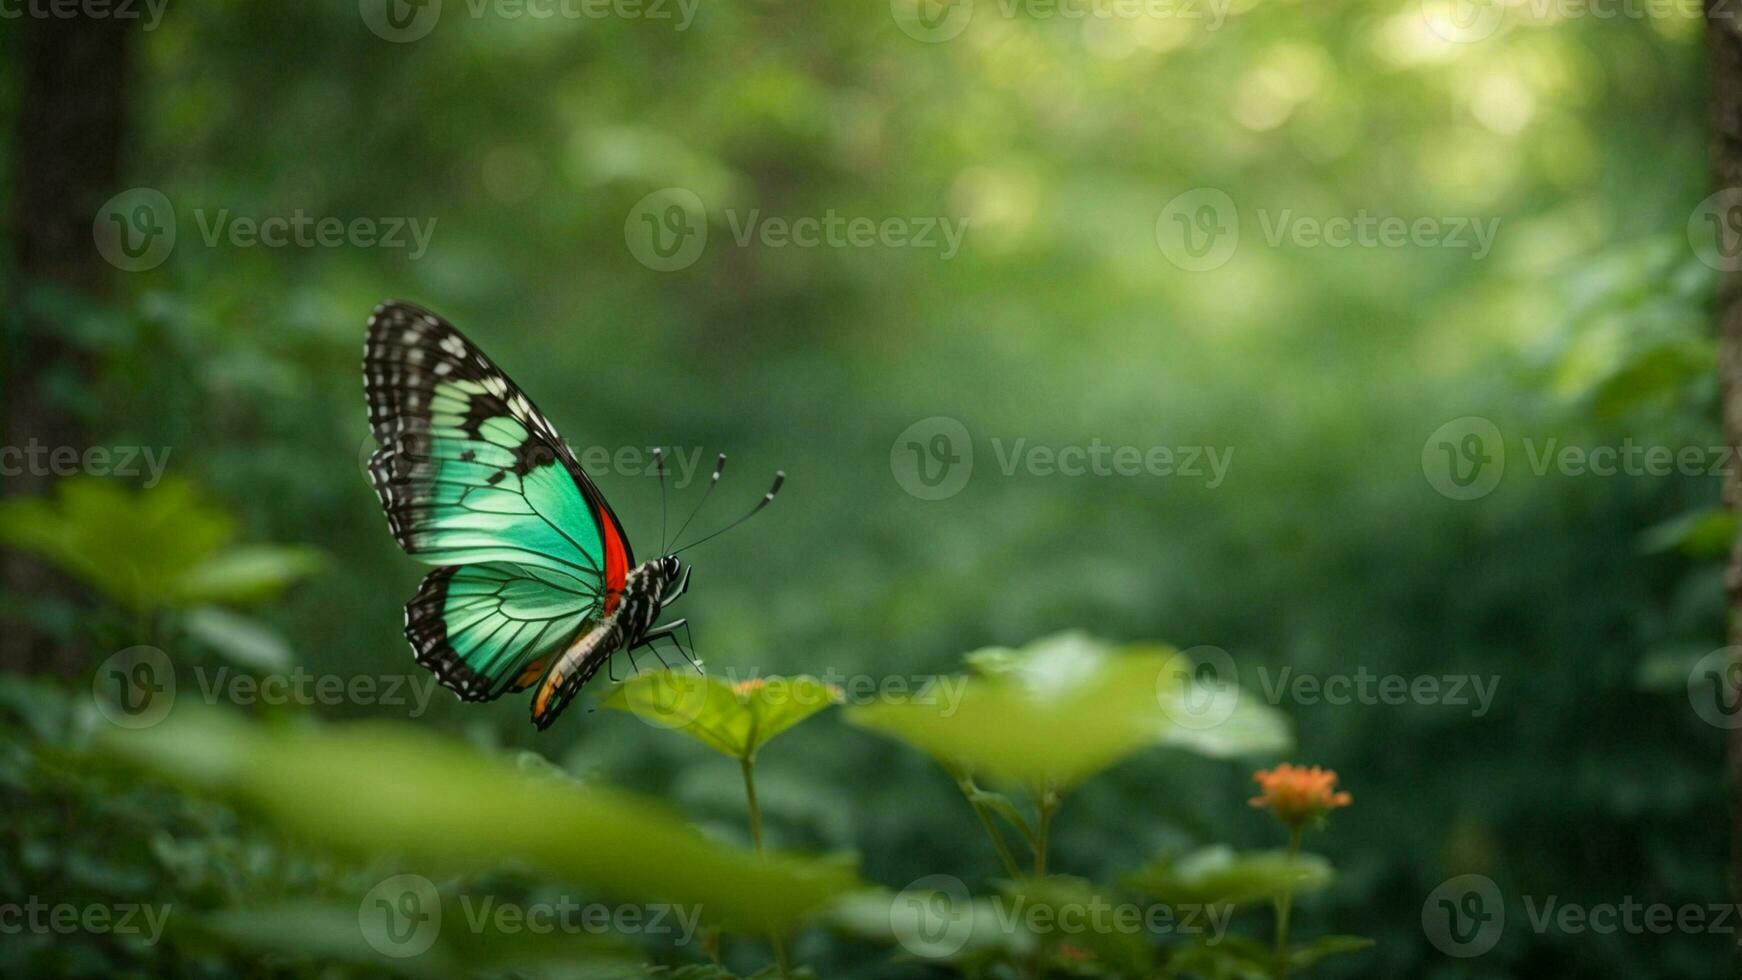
[672,471,785,556]
[654,448,669,553]
[668,453,726,552]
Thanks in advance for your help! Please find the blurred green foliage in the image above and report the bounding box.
[0,0,1731,977]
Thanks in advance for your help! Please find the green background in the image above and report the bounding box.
[0,1,1730,976]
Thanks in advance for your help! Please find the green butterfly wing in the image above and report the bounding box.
[405,563,593,701]
[364,301,633,704]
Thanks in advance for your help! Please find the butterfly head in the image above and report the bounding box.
[658,554,692,605]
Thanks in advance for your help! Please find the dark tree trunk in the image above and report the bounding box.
[1,14,135,672]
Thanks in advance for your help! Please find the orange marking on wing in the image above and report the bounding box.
[533,665,566,718]
[511,656,549,692]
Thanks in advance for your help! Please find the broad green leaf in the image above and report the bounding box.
[0,478,231,612]
[181,606,295,671]
[92,707,859,934]
[1125,846,1332,909]
[600,672,842,760]
[1289,934,1375,969]
[850,632,1288,788]
[0,478,318,612]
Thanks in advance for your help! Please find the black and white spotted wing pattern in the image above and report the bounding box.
[363,300,634,704]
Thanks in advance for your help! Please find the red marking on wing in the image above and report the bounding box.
[600,512,629,614]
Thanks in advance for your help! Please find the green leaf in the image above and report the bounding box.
[1289,934,1375,969]
[1125,846,1332,909]
[849,632,1288,789]
[0,478,319,613]
[1638,507,1737,558]
[92,707,859,934]
[173,545,325,605]
[181,606,295,671]
[0,478,231,612]
[599,672,842,760]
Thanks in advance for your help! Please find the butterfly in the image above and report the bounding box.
[362,300,783,729]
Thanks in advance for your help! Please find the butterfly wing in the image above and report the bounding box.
[407,562,595,701]
[364,300,633,704]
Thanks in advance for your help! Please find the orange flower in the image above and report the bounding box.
[1249,763,1351,829]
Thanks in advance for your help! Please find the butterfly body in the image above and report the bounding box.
[528,554,690,729]
[361,300,711,729]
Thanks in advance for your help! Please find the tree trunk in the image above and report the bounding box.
[1,14,135,672]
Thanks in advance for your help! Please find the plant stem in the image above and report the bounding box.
[1272,826,1303,980]
[1032,784,1058,878]
[741,755,793,977]
[741,755,765,852]
[959,781,1025,880]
